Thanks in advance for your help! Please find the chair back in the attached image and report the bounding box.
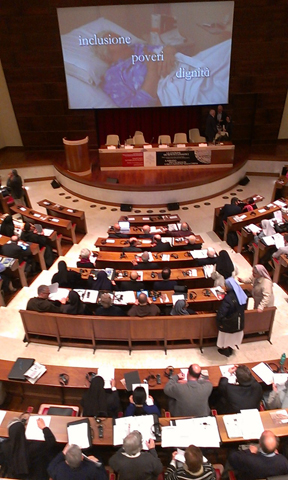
[173,132,187,143]
[133,133,146,145]
[189,128,206,143]
[106,134,120,146]
[158,135,171,144]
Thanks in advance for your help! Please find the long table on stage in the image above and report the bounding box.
[99,143,235,171]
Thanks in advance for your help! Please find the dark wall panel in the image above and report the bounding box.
[0,0,287,148]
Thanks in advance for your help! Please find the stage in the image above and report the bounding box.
[0,142,286,207]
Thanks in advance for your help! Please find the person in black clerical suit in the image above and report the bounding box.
[95,292,125,316]
[132,251,159,270]
[180,235,202,251]
[1,234,33,265]
[205,109,217,143]
[153,267,178,291]
[220,197,241,224]
[150,234,171,252]
[122,237,142,252]
[119,271,146,291]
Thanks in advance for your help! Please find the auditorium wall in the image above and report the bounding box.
[0,0,287,149]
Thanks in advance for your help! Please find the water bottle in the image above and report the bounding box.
[280,353,286,372]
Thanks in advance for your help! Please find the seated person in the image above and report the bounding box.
[228,430,288,480]
[272,233,288,259]
[76,248,95,268]
[196,247,218,267]
[265,379,288,410]
[139,225,153,238]
[52,260,84,288]
[165,444,216,480]
[62,290,92,315]
[242,197,257,212]
[132,251,159,270]
[119,271,145,291]
[21,222,54,268]
[0,215,15,237]
[81,375,121,418]
[1,234,33,265]
[0,263,16,292]
[216,364,263,414]
[26,284,65,313]
[150,235,171,252]
[96,292,125,316]
[220,197,241,224]
[181,234,202,251]
[169,222,192,237]
[109,223,129,238]
[0,417,56,480]
[48,444,107,480]
[123,237,142,252]
[127,292,160,317]
[109,431,163,480]
[153,267,178,291]
[170,299,195,315]
[125,386,160,417]
[88,270,116,291]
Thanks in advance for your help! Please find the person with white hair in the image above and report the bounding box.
[109,430,163,480]
[76,248,95,268]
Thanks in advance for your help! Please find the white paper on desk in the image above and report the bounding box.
[150,227,162,233]
[274,200,287,207]
[113,415,155,448]
[191,249,207,259]
[203,264,214,278]
[262,235,275,246]
[168,223,178,232]
[210,287,225,299]
[219,365,237,384]
[252,362,274,385]
[159,293,169,303]
[97,366,115,389]
[258,208,266,213]
[49,288,70,301]
[180,368,188,379]
[240,409,264,439]
[20,207,26,211]
[25,415,51,441]
[223,414,243,438]
[106,239,115,243]
[148,252,154,262]
[113,291,135,305]
[74,289,98,303]
[142,239,151,244]
[162,237,173,246]
[142,217,150,221]
[128,217,135,221]
[171,416,220,448]
[191,269,197,277]
[274,210,283,224]
[172,294,185,305]
[33,213,41,218]
[0,410,6,425]
[136,271,143,281]
[67,421,91,449]
[161,426,190,448]
[43,228,54,236]
[245,224,261,235]
[51,218,59,222]
[162,254,170,261]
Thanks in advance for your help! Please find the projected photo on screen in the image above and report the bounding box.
[57,2,234,109]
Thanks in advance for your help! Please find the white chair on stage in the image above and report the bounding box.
[158,135,171,145]
[133,133,146,145]
[173,132,188,144]
[189,128,206,143]
[106,134,120,146]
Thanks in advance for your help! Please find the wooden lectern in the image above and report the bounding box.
[63,136,91,175]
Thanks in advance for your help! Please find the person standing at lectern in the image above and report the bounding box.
[205,109,217,143]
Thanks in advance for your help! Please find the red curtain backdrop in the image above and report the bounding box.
[95,106,201,146]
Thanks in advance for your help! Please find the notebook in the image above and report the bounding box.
[8,357,35,381]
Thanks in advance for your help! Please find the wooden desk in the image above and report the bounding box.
[99,144,235,171]
[95,251,199,270]
[95,236,203,251]
[273,254,288,283]
[0,233,46,271]
[224,203,282,242]
[0,256,27,287]
[11,205,77,244]
[114,267,213,289]
[0,187,31,215]
[107,226,193,238]
[118,214,181,225]
[38,199,87,234]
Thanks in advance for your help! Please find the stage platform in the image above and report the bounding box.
[0,142,286,207]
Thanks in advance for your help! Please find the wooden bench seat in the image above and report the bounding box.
[20,307,276,354]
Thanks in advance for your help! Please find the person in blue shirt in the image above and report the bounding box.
[125,386,160,417]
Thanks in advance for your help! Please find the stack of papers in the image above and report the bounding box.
[113,415,155,448]
[113,291,135,305]
[252,362,274,385]
[224,409,264,439]
[191,249,208,259]
[219,365,237,384]
[245,224,261,235]
[24,362,46,384]
[161,416,220,448]
[233,215,247,222]
[97,366,115,389]
[26,416,51,441]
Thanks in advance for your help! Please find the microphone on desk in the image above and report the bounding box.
[150,137,154,144]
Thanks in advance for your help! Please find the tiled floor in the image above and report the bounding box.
[0,172,287,370]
